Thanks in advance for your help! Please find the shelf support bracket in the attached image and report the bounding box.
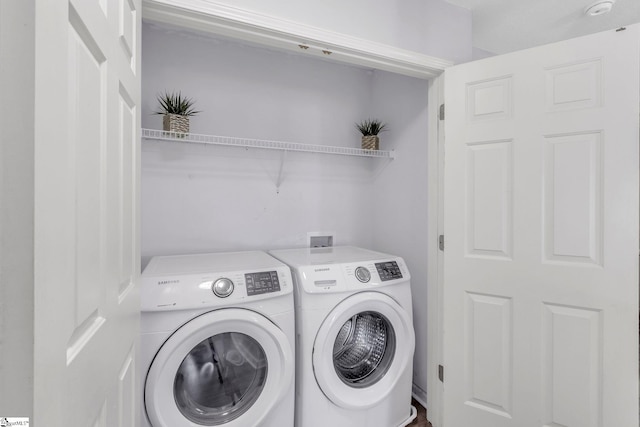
[275,150,287,193]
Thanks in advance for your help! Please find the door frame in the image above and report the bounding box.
[425,74,445,427]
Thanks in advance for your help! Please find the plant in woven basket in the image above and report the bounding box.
[154,91,200,135]
[356,118,387,150]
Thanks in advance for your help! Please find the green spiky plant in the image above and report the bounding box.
[355,118,387,136]
[154,91,200,116]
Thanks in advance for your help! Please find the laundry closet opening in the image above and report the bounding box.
[140,20,434,404]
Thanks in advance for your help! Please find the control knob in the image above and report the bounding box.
[212,278,234,298]
[355,266,371,283]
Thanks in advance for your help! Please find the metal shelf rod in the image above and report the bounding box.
[141,128,396,159]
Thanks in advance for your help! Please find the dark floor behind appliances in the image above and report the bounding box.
[409,399,432,427]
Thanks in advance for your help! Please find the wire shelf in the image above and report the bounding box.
[141,128,396,159]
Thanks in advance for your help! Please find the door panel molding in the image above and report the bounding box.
[444,25,639,427]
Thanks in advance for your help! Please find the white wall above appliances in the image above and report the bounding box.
[142,0,453,78]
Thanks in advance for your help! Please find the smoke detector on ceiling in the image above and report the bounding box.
[584,0,616,16]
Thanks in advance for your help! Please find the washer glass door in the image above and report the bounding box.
[145,308,294,427]
[174,332,267,425]
[332,311,396,388]
[313,292,414,409]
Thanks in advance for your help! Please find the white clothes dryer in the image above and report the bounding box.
[269,246,416,427]
[140,251,295,427]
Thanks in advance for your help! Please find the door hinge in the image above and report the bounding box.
[438,235,445,251]
[439,103,445,120]
[438,364,444,382]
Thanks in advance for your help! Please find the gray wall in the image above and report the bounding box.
[141,25,381,259]
[141,22,434,393]
[0,0,35,418]
[141,0,472,401]
[369,69,431,394]
[202,0,473,64]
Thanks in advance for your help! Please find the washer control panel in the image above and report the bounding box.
[212,277,234,298]
[375,261,403,281]
[140,251,294,311]
[245,271,281,296]
[354,266,371,283]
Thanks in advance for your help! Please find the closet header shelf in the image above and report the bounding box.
[142,128,396,159]
[142,0,452,79]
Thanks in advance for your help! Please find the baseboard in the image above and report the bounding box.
[411,383,427,409]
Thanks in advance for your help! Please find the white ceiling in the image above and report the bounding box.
[444,0,640,54]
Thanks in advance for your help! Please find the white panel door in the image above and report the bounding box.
[33,0,140,425]
[443,26,639,427]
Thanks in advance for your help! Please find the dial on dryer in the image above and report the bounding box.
[212,278,234,297]
[355,266,371,283]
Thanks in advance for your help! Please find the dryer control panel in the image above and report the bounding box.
[295,257,410,294]
[375,261,403,281]
[245,271,281,296]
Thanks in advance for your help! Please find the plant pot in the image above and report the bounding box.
[361,135,379,150]
[163,114,190,134]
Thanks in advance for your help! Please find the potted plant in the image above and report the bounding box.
[155,91,200,135]
[356,118,387,150]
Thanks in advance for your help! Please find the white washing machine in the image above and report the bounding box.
[140,251,295,427]
[269,246,417,427]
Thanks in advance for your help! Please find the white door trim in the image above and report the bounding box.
[141,0,452,79]
[425,74,445,427]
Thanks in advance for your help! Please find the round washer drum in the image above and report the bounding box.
[145,308,294,427]
[332,310,396,388]
[312,292,414,410]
